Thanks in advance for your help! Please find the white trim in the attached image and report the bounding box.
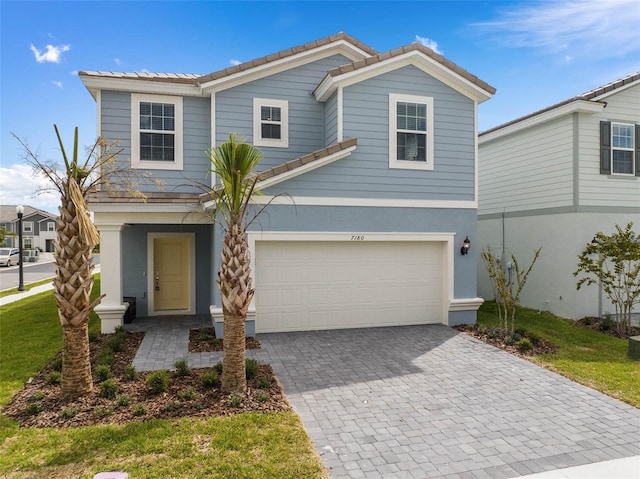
[337,86,344,142]
[22,221,33,233]
[247,231,456,325]
[251,195,478,209]
[210,93,216,190]
[611,122,636,176]
[480,100,605,143]
[449,297,484,311]
[92,210,209,225]
[315,50,494,103]
[474,99,479,204]
[96,90,102,139]
[253,98,289,148]
[130,93,184,170]
[201,41,371,92]
[389,93,434,171]
[147,232,196,316]
[257,145,356,190]
[81,76,202,98]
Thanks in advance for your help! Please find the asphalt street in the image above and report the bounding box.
[0,254,100,291]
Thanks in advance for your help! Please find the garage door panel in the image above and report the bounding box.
[255,240,444,333]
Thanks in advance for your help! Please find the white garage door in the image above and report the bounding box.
[255,240,444,333]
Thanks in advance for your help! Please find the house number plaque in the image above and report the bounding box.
[351,235,365,241]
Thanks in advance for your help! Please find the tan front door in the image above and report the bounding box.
[153,237,190,311]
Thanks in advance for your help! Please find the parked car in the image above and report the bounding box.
[0,248,20,267]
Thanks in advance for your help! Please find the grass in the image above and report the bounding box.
[0,277,55,299]
[0,275,327,478]
[478,301,640,408]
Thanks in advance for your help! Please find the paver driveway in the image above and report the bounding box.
[250,325,640,479]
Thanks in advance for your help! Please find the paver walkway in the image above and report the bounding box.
[126,319,640,479]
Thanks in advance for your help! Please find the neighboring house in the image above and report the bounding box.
[79,32,495,334]
[0,205,57,252]
[478,72,640,320]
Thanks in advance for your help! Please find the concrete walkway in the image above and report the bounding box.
[125,318,640,479]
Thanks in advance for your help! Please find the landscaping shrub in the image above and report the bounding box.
[174,359,191,377]
[88,330,99,342]
[50,357,63,372]
[230,392,243,407]
[256,390,269,402]
[46,371,61,385]
[526,331,542,346]
[178,387,197,401]
[146,370,170,394]
[95,364,112,382]
[27,391,45,403]
[123,365,138,381]
[132,403,147,416]
[95,349,115,368]
[245,358,259,380]
[100,379,120,399]
[599,316,614,332]
[115,393,131,408]
[516,338,534,353]
[94,405,113,417]
[198,330,209,341]
[201,369,220,389]
[257,376,272,388]
[504,335,515,346]
[59,406,78,419]
[25,403,44,415]
[165,400,182,412]
[104,334,125,353]
[213,362,223,375]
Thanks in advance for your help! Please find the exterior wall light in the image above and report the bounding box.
[460,236,471,256]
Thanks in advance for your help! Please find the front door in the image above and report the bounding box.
[153,237,190,311]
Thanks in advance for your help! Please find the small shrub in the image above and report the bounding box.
[146,370,170,394]
[230,392,243,407]
[256,390,269,402]
[178,387,197,401]
[487,328,499,339]
[59,406,78,419]
[201,369,220,389]
[28,391,45,403]
[132,403,147,416]
[94,405,113,417]
[115,393,131,408]
[114,325,127,337]
[104,335,125,353]
[95,364,112,382]
[504,335,515,346]
[245,358,259,380]
[50,357,63,372]
[100,379,120,399]
[198,330,209,341]
[581,316,593,326]
[46,371,61,385]
[174,359,190,377]
[123,365,139,381]
[514,327,528,338]
[213,362,223,375]
[25,403,44,415]
[516,338,534,353]
[599,316,614,331]
[165,400,182,412]
[512,332,523,342]
[95,349,115,367]
[209,338,223,348]
[257,376,272,388]
[526,331,542,346]
[88,331,99,342]
[192,402,203,411]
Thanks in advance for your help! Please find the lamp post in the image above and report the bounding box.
[16,205,24,291]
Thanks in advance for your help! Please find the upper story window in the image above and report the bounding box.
[601,121,639,176]
[47,222,55,232]
[131,93,183,170]
[389,93,434,170]
[253,98,288,148]
[23,222,33,233]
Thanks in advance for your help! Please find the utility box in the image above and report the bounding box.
[628,336,640,361]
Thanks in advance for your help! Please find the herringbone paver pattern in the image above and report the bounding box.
[127,319,640,479]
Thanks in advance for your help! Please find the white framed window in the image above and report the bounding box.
[23,237,33,249]
[47,222,55,232]
[23,222,33,233]
[389,93,434,170]
[253,98,288,148]
[131,93,183,170]
[612,122,634,175]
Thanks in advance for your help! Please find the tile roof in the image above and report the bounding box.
[324,43,496,95]
[481,71,640,136]
[78,71,201,84]
[199,138,358,203]
[88,191,202,203]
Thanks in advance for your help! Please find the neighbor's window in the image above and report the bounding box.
[612,123,634,175]
[389,93,434,170]
[131,93,183,170]
[23,237,33,249]
[23,222,33,233]
[47,221,55,232]
[253,98,288,148]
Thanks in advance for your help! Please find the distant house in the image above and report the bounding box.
[478,72,640,320]
[0,205,57,252]
[80,32,495,334]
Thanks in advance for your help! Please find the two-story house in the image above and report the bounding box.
[478,72,640,320]
[80,33,495,334]
[0,205,57,251]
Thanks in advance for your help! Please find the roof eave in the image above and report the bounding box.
[79,73,203,98]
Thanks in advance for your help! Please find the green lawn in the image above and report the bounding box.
[0,278,327,478]
[478,302,640,408]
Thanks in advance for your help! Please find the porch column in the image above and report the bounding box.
[94,223,127,333]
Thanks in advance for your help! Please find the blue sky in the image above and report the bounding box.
[1,0,639,213]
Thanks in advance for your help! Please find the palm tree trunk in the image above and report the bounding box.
[61,324,92,399]
[221,315,246,392]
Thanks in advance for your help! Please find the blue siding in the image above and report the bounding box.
[216,54,351,170]
[264,66,476,201]
[324,92,338,145]
[101,91,210,194]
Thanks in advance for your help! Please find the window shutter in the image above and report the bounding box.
[635,125,640,177]
[600,121,611,175]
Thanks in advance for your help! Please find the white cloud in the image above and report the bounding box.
[0,164,60,213]
[52,81,63,89]
[473,0,640,58]
[414,35,443,54]
[114,57,122,66]
[230,59,242,66]
[30,43,70,63]
[70,70,78,76]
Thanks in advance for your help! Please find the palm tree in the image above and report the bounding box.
[206,134,264,393]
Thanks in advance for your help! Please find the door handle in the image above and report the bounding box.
[155,272,160,291]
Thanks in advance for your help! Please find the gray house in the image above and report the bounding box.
[0,205,57,251]
[80,33,495,334]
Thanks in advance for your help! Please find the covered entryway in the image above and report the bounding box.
[253,234,448,333]
[147,233,196,315]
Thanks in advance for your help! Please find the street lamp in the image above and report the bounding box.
[16,205,24,291]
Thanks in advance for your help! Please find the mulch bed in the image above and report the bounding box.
[188,327,262,353]
[3,332,290,429]
[573,317,640,339]
[454,324,558,357]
